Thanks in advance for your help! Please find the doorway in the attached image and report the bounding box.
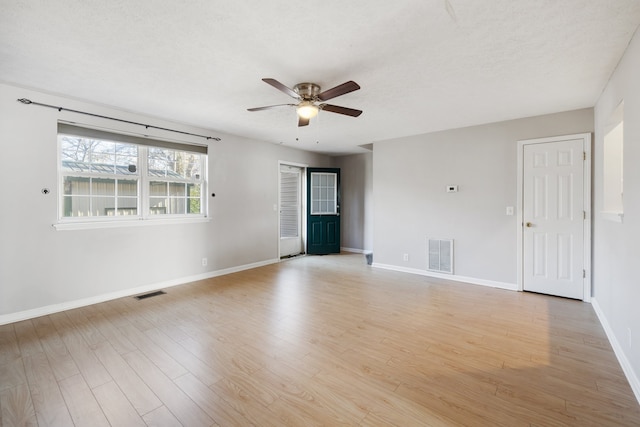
[306,167,341,255]
[279,164,304,258]
[517,133,591,301]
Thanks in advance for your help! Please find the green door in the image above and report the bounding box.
[307,168,340,255]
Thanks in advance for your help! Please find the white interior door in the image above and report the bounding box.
[523,138,585,299]
[279,164,303,257]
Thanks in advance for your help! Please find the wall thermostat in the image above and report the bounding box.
[446,185,458,193]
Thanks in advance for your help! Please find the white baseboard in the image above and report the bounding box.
[592,298,640,405]
[341,247,366,254]
[371,263,518,291]
[0,258,278,326]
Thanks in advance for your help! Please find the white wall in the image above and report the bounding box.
[0,83,330,322]
[331,152,373,253]
[373,109,593,287]
[593,27,640,399]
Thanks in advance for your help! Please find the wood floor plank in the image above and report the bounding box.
[0,384,37,427]
[13,321,43,358]
[122,350,214,427]
[0,325,20,367]
[0,356,27,393]
[77,311,137,355]
[63,308,106,348]
[118,323,188,380]
[22,351,73,427]
[144,327,223,386]
[58,373,110,427]
[92,381,146,427]
[92,340,162,416]
[53,325,111,389]
[174,373,254,427]
[30,316,79,382]
[141,405,183,427]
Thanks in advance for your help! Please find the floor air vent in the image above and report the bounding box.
[134,290,166,300]
[427,238,453,274]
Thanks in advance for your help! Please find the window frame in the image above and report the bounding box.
[56,124,208,229]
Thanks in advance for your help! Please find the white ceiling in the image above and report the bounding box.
[2,1,640,155]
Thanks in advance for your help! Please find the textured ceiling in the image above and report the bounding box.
[1,1,640,155]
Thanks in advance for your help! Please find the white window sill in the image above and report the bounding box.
[53,216,210,231]
[601,211,624,223]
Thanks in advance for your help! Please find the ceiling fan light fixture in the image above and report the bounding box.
[297,101,319,119]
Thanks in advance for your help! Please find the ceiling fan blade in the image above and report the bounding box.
[317,81,360,101]
[320,104,363,117]
[262,78,299,99]
[247,104,295,112]
[298,116,310,127]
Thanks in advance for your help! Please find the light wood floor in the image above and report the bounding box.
[1,253,639,426]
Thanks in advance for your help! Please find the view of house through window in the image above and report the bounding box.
[58,124,207,221]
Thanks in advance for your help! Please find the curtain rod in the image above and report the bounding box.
[17,98,222,142]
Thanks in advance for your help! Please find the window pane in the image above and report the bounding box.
[149,181,167,197]
[91,178,115,196]
[169,198,186,214]
[63,196,90,217]
[90,141,115,172]
[116,198,137,216]
[114,143,138,175]
[118,179,138,197]
[149,198,167,215]
[188,198,201,214]
[116,143,137,157]
[186,155,201,179]
[310,172,337,214]
[91,196,115,216]
[63,176,89,195]
[148,148,169,177]
[60,137,92,163]
[188,183,201,197]
[169,182,186,197]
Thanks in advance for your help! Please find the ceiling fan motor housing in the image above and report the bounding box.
[294,83,321,100]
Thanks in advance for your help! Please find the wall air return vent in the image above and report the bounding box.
[427,238,453,274]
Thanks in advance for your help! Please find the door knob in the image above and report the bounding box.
[525,222,533,227]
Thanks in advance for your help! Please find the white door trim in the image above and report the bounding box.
[277,160,308,261]
[516,133,592,302]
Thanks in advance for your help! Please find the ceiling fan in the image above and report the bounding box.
[247,78,362,127]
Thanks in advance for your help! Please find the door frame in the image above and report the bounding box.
[516,133,592,302]
[277,160,308,260]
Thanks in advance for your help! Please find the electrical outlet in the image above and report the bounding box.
[403,253,409,262]
[202,258,208,267]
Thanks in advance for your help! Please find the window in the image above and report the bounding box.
[310,172,337,214]
[58,123,207,224]
[603,102,624,222]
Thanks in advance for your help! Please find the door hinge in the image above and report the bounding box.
[583,269,586,278]
[583,211,586,220]
[583,152,586,161]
